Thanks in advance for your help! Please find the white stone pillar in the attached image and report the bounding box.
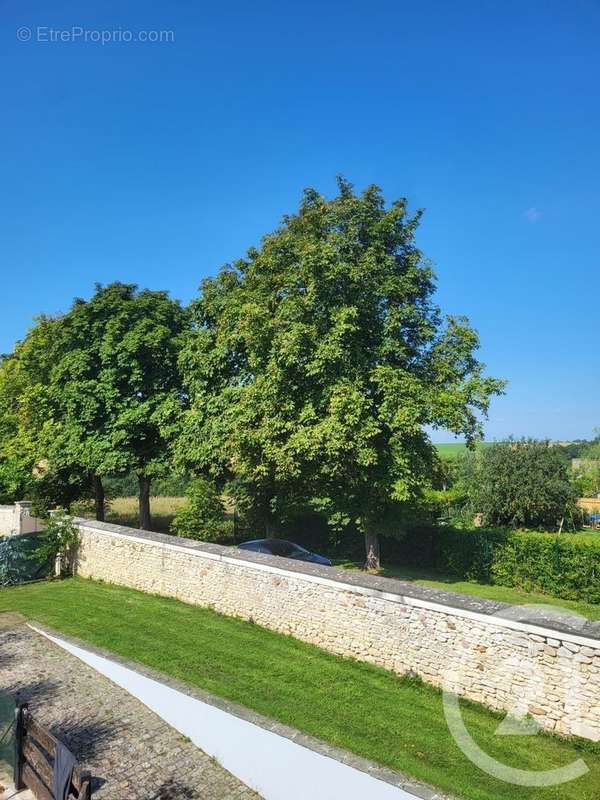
[13,501,33,534]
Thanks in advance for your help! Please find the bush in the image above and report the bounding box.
[459,440,577,530]
[573,460,600,498]
[400,526,600,603]
[170,478,233,542]
[33,511,80,574]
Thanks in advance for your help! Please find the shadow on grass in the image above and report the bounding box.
[331,558,469,586]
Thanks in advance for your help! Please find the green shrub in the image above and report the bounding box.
[33,511,80,573]
[400,526,600,603]
[458,440,577,530]
[489,531,600,602]
[170,478,233,542]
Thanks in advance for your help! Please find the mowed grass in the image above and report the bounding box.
[2,579,600,800]
[335,560,600,622]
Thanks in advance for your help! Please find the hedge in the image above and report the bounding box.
[399,527,600,604]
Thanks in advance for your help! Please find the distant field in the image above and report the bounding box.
[79,496,186,533]
[434,441,493,458]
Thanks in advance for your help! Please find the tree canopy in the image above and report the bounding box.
[459,439,578,530]
[0,316,86,508]
[178,179,505,566]
[0,283,189,526]
[573,432,600,498]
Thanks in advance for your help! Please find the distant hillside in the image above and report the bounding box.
[434,442,493,458]
[435,440,581,459]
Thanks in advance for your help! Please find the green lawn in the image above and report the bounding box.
[1,579,600,800]
[335,561,600,622]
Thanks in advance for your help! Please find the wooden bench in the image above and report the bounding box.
[14,704,92,800]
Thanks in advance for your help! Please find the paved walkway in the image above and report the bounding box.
[0,616,260,800]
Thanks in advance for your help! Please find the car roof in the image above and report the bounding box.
[240,538,299,547]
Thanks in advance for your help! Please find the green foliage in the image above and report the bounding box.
[102,472,190,498]
[170,478,232,542]
[0,459,29,505]
[101,472,139,497]
[578,431,600,460]
[151,474,191,496]
[32,511,80,570]
[178,178,504,555]
[400,526,600,603]
[560,440,595,460]
[0,283,189,519]
[572,434,600,498]
[28,467,94,518]
[459,440,577,530]
[573,460,600,498]
[0,319,62,504]
[47,283,189,483]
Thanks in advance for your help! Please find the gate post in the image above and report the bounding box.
[13,703,27,790]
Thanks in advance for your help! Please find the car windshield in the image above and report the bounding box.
[266,540,308,558]
[288,544,311,558]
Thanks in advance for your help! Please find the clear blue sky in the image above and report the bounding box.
[2,1,598,442]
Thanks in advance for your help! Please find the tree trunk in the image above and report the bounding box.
[364,530,381,571]
[263,493,277,537]
[93,475,105,522]
[138,475,152,530]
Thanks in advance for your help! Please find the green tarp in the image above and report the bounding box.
[0,533,52,586]
[0,689,15,775]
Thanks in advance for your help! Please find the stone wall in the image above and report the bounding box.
[0,507,14,536]
[0,502,41,536]
[75,519,600,741]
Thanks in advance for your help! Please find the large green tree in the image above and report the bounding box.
[51,283,189,528]
[0,284,188,528]
[0,318,84,508]
[179,179,504,567]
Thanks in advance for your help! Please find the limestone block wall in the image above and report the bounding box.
[0,502,41,536]
[75,519,600,741]
[0,507,14,536]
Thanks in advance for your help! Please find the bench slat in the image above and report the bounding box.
[25,714,57,756]
[23,737,53,788]
[22,762,53,800]
[21,709,90,798]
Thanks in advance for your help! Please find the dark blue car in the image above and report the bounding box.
[238,538,332,566]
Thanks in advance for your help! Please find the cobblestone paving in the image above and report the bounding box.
[0,619,260,800]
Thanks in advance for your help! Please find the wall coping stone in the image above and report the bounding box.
[74,518,600,647]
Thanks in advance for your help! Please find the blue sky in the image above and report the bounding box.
[2,1,598,442]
